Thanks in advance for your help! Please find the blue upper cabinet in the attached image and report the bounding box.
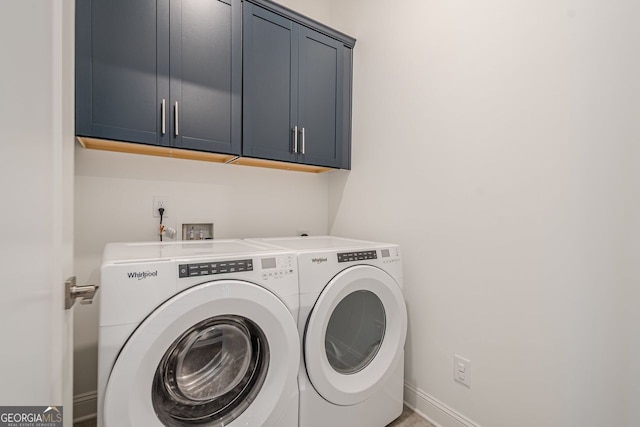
[297,27,345,169]
[242,5,298,164]
[76,0,242,155]
[170,0,241,153]
[242,1,356,169]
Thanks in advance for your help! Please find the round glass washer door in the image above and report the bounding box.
[103,279,300,427]
[152,315,269,426]
[304,265,407,406]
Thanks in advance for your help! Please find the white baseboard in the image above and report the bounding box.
[73,390,97,423]
[404,382,482,427]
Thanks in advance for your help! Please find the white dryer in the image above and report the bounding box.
[248,236,407,427]
[98,240,300,427]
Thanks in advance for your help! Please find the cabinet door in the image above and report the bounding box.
[170,0,241,154]
[297,27,345,168]
[340,46,353,170]
[76,0,170,146]
[242,3,298,163]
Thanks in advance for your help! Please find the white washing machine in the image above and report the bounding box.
[98,240,300,427]
[248,236,407,427]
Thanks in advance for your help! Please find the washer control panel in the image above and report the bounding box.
[381,247,402,264]
[337,250,378,263]
[261,255,295,280]
[179,259,253,278]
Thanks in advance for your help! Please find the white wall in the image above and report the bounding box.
[326,0,639,426]
[273,0,331,24]
[624,89,640,425]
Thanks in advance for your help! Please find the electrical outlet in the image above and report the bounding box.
[454,354,471,388]
[152,196,170,218]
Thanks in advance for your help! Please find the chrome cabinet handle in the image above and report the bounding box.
[293,125,298,153]
[301,127,305,154]
[174,102,179,136]
[161,99,166,135]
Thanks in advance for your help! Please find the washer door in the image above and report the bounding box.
[103,280,299,427]
[304,265,407,406]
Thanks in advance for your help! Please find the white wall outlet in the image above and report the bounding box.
[152,196,170,217]
[454,354,471,388]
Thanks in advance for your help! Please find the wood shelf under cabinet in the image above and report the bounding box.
[228,156,332,173]
[77,137,333,174]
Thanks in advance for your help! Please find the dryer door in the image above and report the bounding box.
[103,280,299,427]
[304,265,407,406]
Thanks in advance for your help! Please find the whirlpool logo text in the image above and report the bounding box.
[127,270,158,280]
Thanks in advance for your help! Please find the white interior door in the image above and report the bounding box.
[0,1,75,425]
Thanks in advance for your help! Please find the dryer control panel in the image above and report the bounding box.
[178,259,253,278]
[336,247,402,264]
[337,250,377,263]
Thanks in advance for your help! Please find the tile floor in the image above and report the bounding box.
[388,406,435,427]
[75,407,435,427]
